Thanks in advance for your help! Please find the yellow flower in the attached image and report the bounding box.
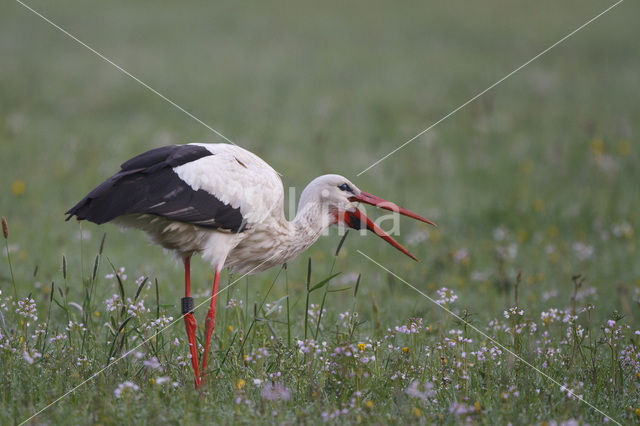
[149,378,155,385]
[636,372,640,380]
[519,159,534,175]
[228,325,234,333]
[635,408,640,418]
[474,401,482,412]
[517,229,528,243]
[413,407,422,418]
[358,343,366,352]
[401,347,409,354]
[364,400,374,410]
[533,199,544,213]
[590,138,605,156]
[94,311,100,317]
[11,180,26,195]
[617,140,631,156]
[236,379,246,390]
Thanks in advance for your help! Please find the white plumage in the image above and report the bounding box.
[115,143,287,274]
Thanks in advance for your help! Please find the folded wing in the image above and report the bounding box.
[65,144,247,232]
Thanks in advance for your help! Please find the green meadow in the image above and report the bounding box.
[1,0,639,423]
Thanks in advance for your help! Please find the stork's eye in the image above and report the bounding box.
[338,183,352,192]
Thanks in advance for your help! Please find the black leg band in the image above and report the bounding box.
[181,297,194,314]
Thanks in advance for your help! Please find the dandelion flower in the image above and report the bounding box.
[11,180,26,195]
[617,140,631,156]
[590,138,605,156]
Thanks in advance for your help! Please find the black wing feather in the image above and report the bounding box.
[65,144,246,232]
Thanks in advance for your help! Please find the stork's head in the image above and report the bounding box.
[298,174,436,261]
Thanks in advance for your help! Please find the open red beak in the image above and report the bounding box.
[341,192,436,262]
[351,192,437,227]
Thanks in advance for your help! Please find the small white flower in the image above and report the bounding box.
[405,381,435,401]
[105,294,121,312]
[225,298,243,309]
[114,381,140,399]
[23,350,42,364]
[143,357,162,371]
[572,242,594,261]
[436,287,458,305]
[261,382,291,401]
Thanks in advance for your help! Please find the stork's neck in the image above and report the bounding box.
[290,200,334,244]
[223,199,334,275]
[270,199,334,264]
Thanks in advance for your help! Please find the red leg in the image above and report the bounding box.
[200,267,221,383]
[182,256,200,388]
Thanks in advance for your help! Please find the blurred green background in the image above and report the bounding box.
[1,0,639,323]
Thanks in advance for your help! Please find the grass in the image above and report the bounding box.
[1,0,639,423]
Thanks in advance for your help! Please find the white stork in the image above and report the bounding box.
[66,143,434,387]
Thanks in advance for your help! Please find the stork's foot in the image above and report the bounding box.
[182,303,201,389]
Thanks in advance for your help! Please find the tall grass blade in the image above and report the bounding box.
[134,277,148,301]
[98,232,106,255]
[106,316,134,366]
[304,258,311,340]
[334,230,349,257]
[155,279,160,319]
[284,263,291,347]
[309,272,341,293]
